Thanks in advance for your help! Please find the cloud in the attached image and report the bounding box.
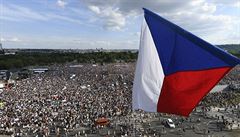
[83,0,219,31]
[83,0,239,44]
[46,13,83,25]
[74,39,137,49]
[88,5,100,14]
[210,0,240,5]
[1,0,239,48]
[0,38,5,42]
[11,37,20,42]
[233,1,240,8]
[0,37,21,42]
[132,32,141,37]
[209,0,240,8]
[56,0,67,8]
[0,4,48,21]
[88,5,126,30]
[1,36,137,49]
[0,4,83,24]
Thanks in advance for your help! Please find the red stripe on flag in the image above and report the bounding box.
[157,67,232,116]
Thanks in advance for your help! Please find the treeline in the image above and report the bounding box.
[0,52,137,69]
[218,44,240,54]
[233,53,240,58]
[0,51,239,70]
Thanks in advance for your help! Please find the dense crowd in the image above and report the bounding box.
[203,66,240,107]
[0,63,135,136]
[220,65,240,90]
[0,63,239,137]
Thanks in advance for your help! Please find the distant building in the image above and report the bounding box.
[4,52,16,55]
[29,68,49,74]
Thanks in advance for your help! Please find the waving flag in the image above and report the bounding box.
[132,8,240,117]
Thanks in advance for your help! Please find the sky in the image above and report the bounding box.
[0,0,239,49]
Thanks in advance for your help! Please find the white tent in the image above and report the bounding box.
[210,85,228,93]
[0,83,5,89]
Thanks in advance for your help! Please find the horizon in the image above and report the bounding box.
[2,44,239,50]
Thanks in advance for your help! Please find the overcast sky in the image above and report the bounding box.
[0,0,239,49]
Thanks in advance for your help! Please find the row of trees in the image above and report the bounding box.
[0,51,239,70]
[0,52,138,69]
[218,44,240,54]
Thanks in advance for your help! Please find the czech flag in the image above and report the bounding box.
[132,8,240,117]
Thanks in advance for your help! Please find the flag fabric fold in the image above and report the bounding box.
[132,8,240,117]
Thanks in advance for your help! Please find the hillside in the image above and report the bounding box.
[217,44,240,54]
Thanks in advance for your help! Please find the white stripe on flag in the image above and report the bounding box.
[132,18,165,112]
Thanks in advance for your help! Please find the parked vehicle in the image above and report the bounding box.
[165,118,175,128]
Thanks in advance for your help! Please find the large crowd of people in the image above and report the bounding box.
[0,63,136,136]
[0,63,239,136]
